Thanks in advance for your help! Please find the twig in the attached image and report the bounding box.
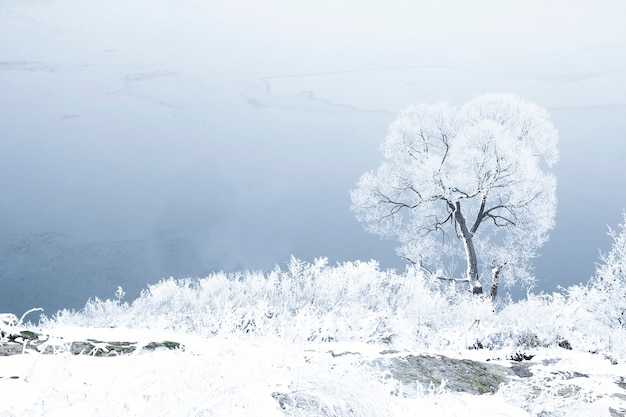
[18,308,44,326]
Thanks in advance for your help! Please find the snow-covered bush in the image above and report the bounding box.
[590,212,626,328]
[39,257,497,350]
[23,217,626,417]
[37,232,626,361]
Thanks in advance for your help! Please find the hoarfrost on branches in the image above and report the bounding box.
[350,93,559,298]
[591,212,626,327]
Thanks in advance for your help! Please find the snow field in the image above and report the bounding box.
[3,253,626,416]
[1,334,394,417]
[4,333,625,416]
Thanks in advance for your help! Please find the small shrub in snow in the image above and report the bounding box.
[35,247,626,361]
[590,212,626,328]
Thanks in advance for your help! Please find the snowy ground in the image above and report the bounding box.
[3,258,626,416]
[2,325,626,417]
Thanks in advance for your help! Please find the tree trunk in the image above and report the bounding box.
[452,202,483,295]
[491,266,500,301]
[490,261,506,301]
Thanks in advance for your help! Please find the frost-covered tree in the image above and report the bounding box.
[592,213,626,326]
[351,93,559,299]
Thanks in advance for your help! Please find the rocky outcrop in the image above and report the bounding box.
[0,328,182,356]
[0,329,49,356]
[272,391,337,417]
[377,354,514,395]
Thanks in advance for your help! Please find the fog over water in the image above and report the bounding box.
[1,0,626,315]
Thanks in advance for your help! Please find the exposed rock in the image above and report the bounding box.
[19,330,41,340]
[0,330,48,355]
[558,339,572,350]
[510,352,535,362]
[613,393,626,401]
[69,340,182,355]
[468,341,484,350]
[1,328,183,357]
[70,340,137,356]
[553,370,589,379]
[6,330,45,343]
[0,342,26,356]
[328,350,360,358]
[142,341,182,351]
[613,378,626,403]
[272,392,335,417]
[510,363,533,378]
[378,354,514,395]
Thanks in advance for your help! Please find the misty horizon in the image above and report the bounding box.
[1,0,626,315]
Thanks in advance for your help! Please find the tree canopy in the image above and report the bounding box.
[350,93,559,298]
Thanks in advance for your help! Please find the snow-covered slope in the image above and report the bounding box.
[2,329,626,416]
[2,258,626,416]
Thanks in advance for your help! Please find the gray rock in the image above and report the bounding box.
[142,341,182,351]
[1,329,183,356]
[69,340,137,356]
[511,363,533,378]
[272,392,336,417]
[378,354,514,395]
[0,342,25,356]
[0,330,48,355]
[553,370,589,379]
[69,340,182,356]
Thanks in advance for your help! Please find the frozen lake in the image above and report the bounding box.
[1,0,625,314]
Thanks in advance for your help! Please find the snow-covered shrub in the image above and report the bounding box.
[463,284,626,362]
[38,257,498,350]
[590,212,626,328]
[481,292,569,350]
[36,241,626,360]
